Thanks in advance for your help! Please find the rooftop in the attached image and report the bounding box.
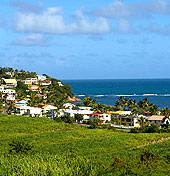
[147,115,165,121]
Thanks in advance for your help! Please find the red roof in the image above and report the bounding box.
[40,80,51,83]
[90,113,103,115]
[147,115,165,121]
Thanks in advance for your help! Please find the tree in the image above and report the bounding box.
[7,101,15,115]
[115,96,124,109]
[83,96,96,107]
[137,116,147,129]
[75,114,84,123]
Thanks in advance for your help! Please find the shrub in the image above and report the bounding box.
[143,125,159,133]
[130,128,139,133]
[141,149,158,164]
[9,140,33,155]
[89,120,98,129]
[111,156,123,171]
[54,117,63,123]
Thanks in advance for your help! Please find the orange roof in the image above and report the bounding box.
[28,85,39,90]
[42,105,50,109]
[35,103,45,107]
[14,105,24,108]
[147,115,165,121]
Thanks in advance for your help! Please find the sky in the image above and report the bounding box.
[1,0,170,79]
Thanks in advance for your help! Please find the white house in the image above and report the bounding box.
[79,106,92,111]
[58,82,63,87]
[3,89,16,95]
[37,75,47,81]
[42,105,57,113]
[110,111,131,116]
[2,79,17,88]
[59,109,94,120]
[26,107,42,117]
[15,105,42,117]
[63,103,75,109]
[40,80,51,86]
[89,113,111,123]
[146,115,170,127]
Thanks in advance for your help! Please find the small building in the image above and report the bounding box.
[40,80,51,86]
[28,85,39,91]
[2,79,17,88]
[58,82,63,87]
[15,105,42,117]
[110,111,131,116]
[60,109,94,121]
[22,78,38,85]
[37,94,47,99]
[37,75,47,81]
[146,115,170,127]
[63,103,75,109]
[3,89,16,95]
[117,115,140,128]
[42,105,57,113]
[89,113,111,123]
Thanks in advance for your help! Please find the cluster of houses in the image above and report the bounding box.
[0,73,169,129]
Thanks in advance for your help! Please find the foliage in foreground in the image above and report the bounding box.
[1,149,170,176]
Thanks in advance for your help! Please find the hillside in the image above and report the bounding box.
[1,114,170,175]
[0,67,77,110]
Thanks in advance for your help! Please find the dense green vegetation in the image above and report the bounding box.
[0,67,74,113]
[1,114,170,175]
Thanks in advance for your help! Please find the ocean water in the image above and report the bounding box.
[62,79,170,109]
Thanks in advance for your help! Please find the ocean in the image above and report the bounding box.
[62,79,170,109]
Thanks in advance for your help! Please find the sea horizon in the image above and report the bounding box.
[63,79,170,109]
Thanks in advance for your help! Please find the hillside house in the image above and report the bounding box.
[37,75,46,81]
[3,89,16,95]
[146,115,170,127]
[22,78,38,85]
[110,111,131,116]
[117,115,140,128]
[40,80,51,86]
[2,79,17,88]
[60,109,94,120]
[63,103,75,109]
[28,85,39,91]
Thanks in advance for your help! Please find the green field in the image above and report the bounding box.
[1,114,170,175]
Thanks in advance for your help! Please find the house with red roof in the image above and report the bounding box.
[40,80,51,86]
[146,115,170,127]
[28,85,39,91]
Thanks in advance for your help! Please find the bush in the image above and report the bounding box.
[130,128,139,133]
[89,120,98,129]
[9,140,33,155]
[54,117,63,123]
[141,149,158,164]
[143,125,159,133]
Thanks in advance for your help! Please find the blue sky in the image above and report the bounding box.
[1,0,170,79]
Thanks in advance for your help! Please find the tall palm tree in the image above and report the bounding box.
[137,116,146,129]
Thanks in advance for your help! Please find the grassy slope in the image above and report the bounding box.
[1,114,170,175]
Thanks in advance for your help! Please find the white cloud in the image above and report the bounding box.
[10,0,42,13]
[148,23,170,35]
[118,19,132,33]
[12,34,49,46]
[13,7,110,35]
[91,0,170,18]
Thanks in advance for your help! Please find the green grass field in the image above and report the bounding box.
[1,114,170,175]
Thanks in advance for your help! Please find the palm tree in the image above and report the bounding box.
[137,116,146,129]
[161,106,169,117]
[7,101,15,115]
[115,96,124,109]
